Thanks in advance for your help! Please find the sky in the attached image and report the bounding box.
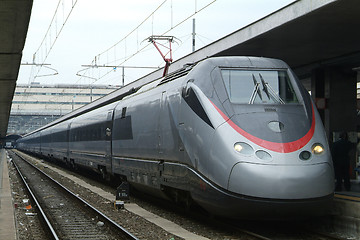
[18,0,295,87]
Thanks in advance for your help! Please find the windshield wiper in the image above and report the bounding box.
[259,73,285,104]
[249,74,262,104]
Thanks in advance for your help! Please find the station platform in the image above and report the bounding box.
[0,149,16,240]
[334,179,360,200]
[331,179,360,238]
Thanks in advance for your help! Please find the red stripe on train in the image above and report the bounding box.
[210,101,315,153]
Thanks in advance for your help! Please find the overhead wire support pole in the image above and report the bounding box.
[122,66,125,87]
[192,18,196,52]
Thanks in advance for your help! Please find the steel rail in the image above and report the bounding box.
[13,151,139,240]
[12,157,60,240]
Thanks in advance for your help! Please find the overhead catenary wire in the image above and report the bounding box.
[20,0,79,117]
[82,0,217,85]
[57,0,216,107]
[25,1,62,85]
[34,1,62,55]
[33,0,79,80]
[97,0,168,58]
[22,0,217,114]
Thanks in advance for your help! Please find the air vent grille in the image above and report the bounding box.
[264,107,277,112]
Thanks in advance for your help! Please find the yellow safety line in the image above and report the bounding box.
[334,194,360,202]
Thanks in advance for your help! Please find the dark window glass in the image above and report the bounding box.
[221,69,298,104]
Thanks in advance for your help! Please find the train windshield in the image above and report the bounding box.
[221,69,299,104]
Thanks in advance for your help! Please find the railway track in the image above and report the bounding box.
[11,151,138,240]
[9,150,353,240]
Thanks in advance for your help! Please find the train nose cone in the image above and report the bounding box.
[228,162,334,199]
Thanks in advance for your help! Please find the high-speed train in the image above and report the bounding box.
[17,56,334,219]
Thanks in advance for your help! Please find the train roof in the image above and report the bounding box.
[20,56,287,138]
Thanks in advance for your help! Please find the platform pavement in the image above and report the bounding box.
[335,179,360,198]
[348,179,360,196]
[330,180,360,238]
[0,149,16,240]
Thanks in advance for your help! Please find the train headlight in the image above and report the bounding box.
[234,142,254,155]
[234,143,243,152]
[255,150,272,161]
[312,143,325,155]
[299,151,311,160]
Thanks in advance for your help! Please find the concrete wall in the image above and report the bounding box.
[8,84,120,135]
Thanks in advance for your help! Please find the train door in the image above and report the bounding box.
[49,129,53,158]
[178,81,193,165]
[39,131,43,155]
[105,110,114,174]
[66,122,71,161]
[158,91,166,155]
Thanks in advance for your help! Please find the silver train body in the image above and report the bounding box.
[17,57,334,219]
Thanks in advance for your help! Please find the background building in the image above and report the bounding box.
[7,83,120,135]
